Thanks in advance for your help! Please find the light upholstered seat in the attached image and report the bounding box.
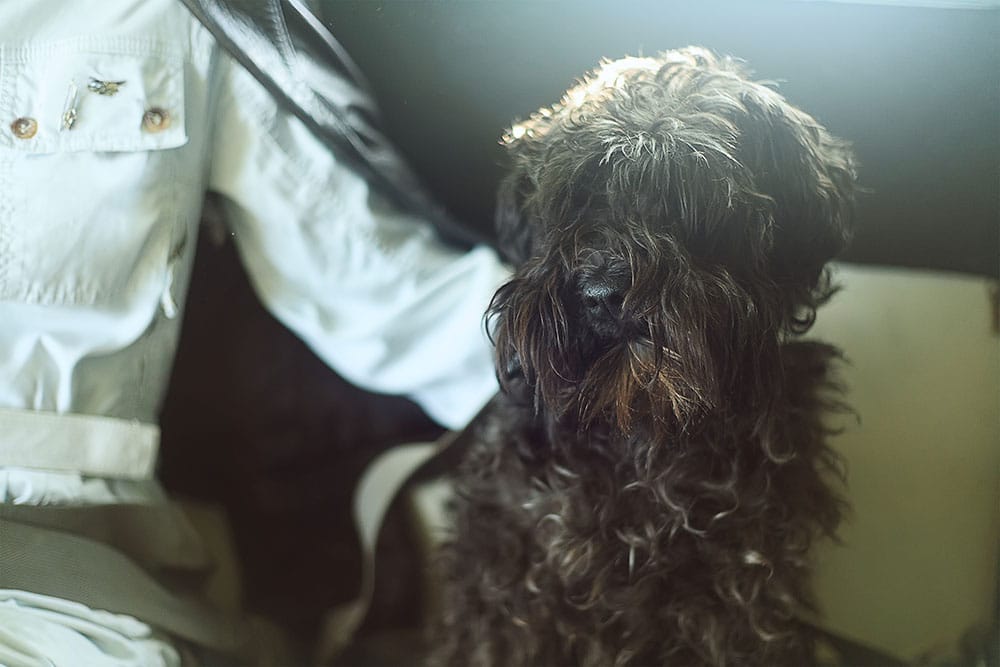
[811,263,999,659]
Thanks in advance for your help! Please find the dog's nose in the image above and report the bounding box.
[576,254,630,335]
[581,281,624,315]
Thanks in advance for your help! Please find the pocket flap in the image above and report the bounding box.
[0,40,187,154]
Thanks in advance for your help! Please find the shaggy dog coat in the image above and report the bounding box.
[434,47,857,666]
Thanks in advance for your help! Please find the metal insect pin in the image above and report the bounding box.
[88,78,126,96]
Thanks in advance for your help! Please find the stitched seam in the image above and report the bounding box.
[0,36,185,62]
[0,55,10,294]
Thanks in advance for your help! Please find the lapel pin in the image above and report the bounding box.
[88,78,126,96]
[61,81,80,130]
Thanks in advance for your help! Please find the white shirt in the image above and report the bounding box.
[0,2,507,663]
[0,0,506,432]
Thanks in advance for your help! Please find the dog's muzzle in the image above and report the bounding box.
[574,250,631,340]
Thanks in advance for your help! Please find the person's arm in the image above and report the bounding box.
[207,55,507,429]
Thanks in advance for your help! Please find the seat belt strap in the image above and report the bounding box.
[0,502,211,572]
[314,397,491,662]
[0,518,252,655]
[0,407,158,479]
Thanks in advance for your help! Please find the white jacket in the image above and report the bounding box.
[0,1,507,663]
[0,0,506,436]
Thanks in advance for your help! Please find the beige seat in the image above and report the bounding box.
[810,263,999,660]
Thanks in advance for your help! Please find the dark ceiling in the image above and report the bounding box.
[321,0,999,278]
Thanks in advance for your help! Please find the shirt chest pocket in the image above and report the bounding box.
[0,42,189,306]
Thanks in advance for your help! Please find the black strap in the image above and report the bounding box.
[178,0,484,249]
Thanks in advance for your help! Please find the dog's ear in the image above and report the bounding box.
[770,128,856,285]
[736,94,858,319]
[654,83,853,339]
[495,171,536,266]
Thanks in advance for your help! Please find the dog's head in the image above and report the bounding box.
[489,47,857,436]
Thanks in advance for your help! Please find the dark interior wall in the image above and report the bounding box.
[321,0,1000,278]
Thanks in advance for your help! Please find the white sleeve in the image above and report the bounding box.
[207,57,508,429]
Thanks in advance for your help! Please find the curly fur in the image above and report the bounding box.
[432,47,858,666]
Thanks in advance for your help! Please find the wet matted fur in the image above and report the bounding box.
[433,47,858,666]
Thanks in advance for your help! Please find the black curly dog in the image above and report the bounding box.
[434,48,858,666]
